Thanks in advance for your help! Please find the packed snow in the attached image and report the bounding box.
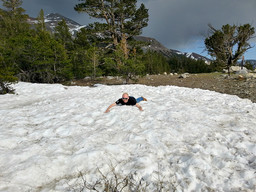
[0,82,256,191]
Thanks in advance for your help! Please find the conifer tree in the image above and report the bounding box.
[74,0,148,62]
[75,0,148,51]
[0,0,28,93]
[205,24,255,75]
[71,28,90,79]
[22,32,71,83]
[0,43,17,94]
[36,9,46,32]
[55,19,73,50]
[1,0,22,13]
[74,0,149,81]
[86,45,101,79]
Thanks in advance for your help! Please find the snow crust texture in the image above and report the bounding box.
[0,82,256,191]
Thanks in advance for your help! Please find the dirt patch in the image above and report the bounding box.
[70,73,256,103]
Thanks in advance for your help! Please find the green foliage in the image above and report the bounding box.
[54,19,73,50]
[70,48,88,79]
[244,61,254,71]
[20,31,71,83]
[118,49,145,83]
[74,0,149,82]
[86,45,102,79]
[74,0,148,41]
[0,1,30,37]
[1,0,22,12]
[205,24,255,74]
[143,51,170,74]
[0,43,17,94]
[74,0,149,65]
[71,29,101,79]
[0,0,29,93]
[73,28,91,48]
[36,9,46,32]
[101,46,146,82]
[169,56,214,73]
[2,0,243,90]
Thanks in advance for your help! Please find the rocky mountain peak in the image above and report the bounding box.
[44,13,85,35]
[27,13,86,35]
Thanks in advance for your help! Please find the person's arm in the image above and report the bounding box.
[105,103,116,113]
[136,103,143,111]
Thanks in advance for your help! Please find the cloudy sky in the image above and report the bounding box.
[2,0,256,59]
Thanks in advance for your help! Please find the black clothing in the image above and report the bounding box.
[116,96,136,106]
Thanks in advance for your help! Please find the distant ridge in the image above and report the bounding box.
[134,36,212,64]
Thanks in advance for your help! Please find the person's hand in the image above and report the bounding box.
[105,109,110,113]
[138,105,143,111]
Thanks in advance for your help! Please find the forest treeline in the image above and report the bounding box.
[0,0,214,93]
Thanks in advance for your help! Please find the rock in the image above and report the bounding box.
[179,73,189,78]
[106,76,115,80]
[237,75,246,80]
[236,68,248,74]
[84,76,91,80]
[223,66,248,74]
[223,69,228,73]
[230,66,242,72]
[245,73,256,79]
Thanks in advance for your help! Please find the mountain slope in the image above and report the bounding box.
[27,13,86,35]
[133,36,212,64]
[45,13,85,35]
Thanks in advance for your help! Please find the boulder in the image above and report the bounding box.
[179,73,189,78]
[230,66,243,72]
[106,76,115,80]
[222,66,249,73]
[236,68,248,74]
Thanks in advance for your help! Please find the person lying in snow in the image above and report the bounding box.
[105,93,147,113]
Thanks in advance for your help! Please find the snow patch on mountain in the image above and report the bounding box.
[44,13,86,35]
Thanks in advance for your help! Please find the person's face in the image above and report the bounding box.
[122,94,129,103]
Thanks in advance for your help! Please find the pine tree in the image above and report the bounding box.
[143,51,170,74]
[71,28,90,79]
[0,42,17,94]
[86,45,101,79]
[205,24,255,75]
[36,9,46,32]
[55,19,73,50]
[0,0,29,93]
[1,0,22,13]
[74,0,149,80]
[74,0,148,51]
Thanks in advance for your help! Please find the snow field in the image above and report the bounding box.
[0,82,256,191]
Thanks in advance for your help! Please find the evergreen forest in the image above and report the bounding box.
[0,0,214,93]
